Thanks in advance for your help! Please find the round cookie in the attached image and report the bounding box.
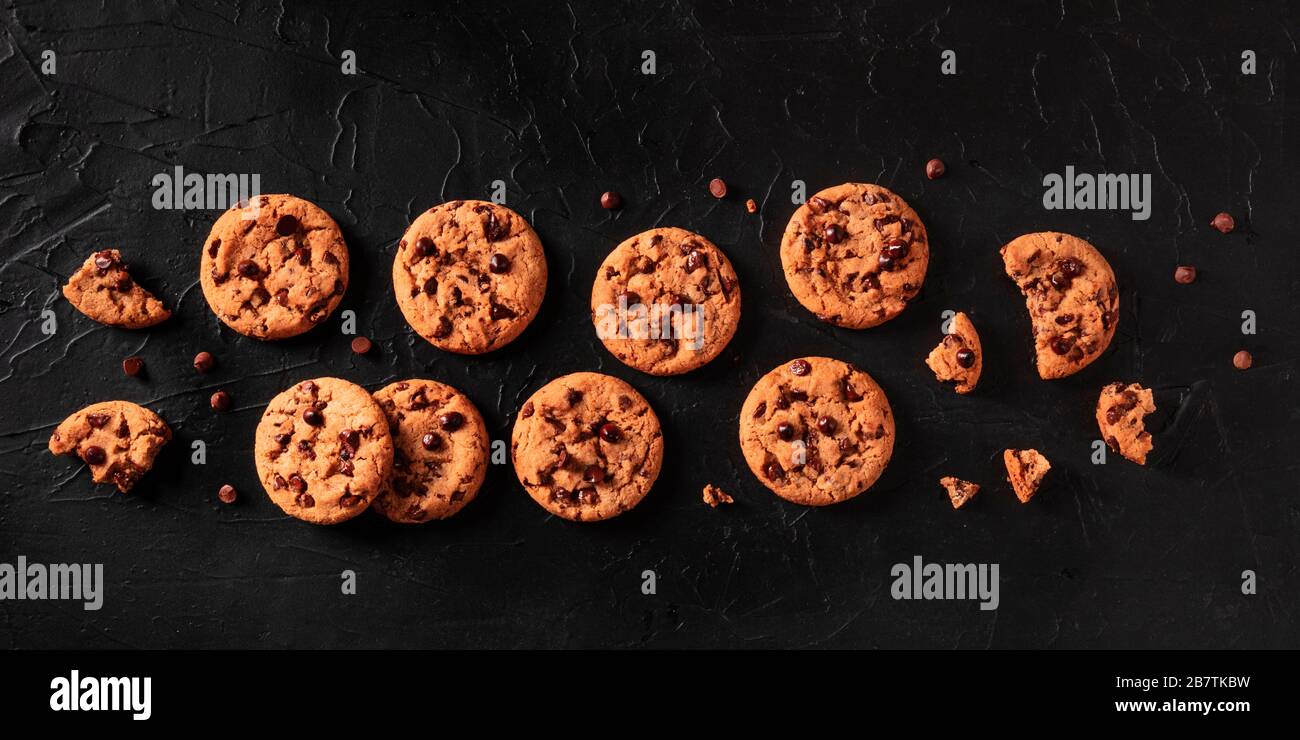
[511,372,663,522]
[254,377,393,525]
[780,183,930,329]
[739,357,894,506]
[371,380,489,523]
[200,194,350,340]
[1000,232,1118,379]
[590,227,741,375]
[48,401,171,493]
[394,200,547,354]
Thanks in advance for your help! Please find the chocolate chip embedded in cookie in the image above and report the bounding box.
[200,194,350,340]
[1003,448,1050,503]
[254,377,393,525]
[394,200,547,355]
[1096,382,1155,465]
[739,357,895,506]
[779,183,929,329]
[925,311,982,393]
[511,372,663,522]
[590,227,741,375]
[1001,232,1118,379]
[63,249,170,328]
[371,379,489,523]
[48,401,171,492]
[939,476,980,509]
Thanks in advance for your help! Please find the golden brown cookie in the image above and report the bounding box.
[1003,448,1050,503]
[200,194,349,340]
[925,311,982,393]
[780,183,929,328]
[1096,381,1155,465]
[371,380,489,523]
[1001,232,1118,379]
[590,227,741,375]
[254,378,393,525]
[394,200,547,354]
[939,476,980,509]
[511,372,663,522]
[63,249,170,328]
[739,357,895,506]
[48,401,171,492]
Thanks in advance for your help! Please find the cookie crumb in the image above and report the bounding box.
[939,476,979,509]
[350,336,373,355]
[745,198,757,214]
[925,158,946,180]
[1233,350,1253,370]
[122,356,144,377]
[1211,212,1235,233]
[600,191,622,210]
[218,484,238,504]
[193,351,215,373]
[1003,448,1050,503]
[708,178,727,198]
[702,483,734,508]
[1173,265,1197,284]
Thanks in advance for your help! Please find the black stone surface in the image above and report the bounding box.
[1,1,1296,648]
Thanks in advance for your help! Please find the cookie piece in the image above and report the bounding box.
[48,401,171,492]
[779,183,929,329]
[200,194,349,340]
[371,380,489,523]
[939,476,980,509]
[511,372,663,522]
[590,227,741,375]
[394,200,547,354]
[925,311,982,393]
[739,357,895,506]
[702,483,734,508]
[1003,448,1050,503]
[254,378,393,525]
[62,249,170,328]
[1096,382,1156,465]
[1000,232,1118,379]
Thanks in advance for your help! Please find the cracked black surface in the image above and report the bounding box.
[1,1,1298,648]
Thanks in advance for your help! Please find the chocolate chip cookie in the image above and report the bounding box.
[925,311,982,393]
[590,227,741,375]
[1096,381,1155,465]
[939,476,980,509]
[780,183,929,329]
[511,372,663,522]
[394,200,547,354]
[1003,448,1050,503]
[254,378,393,525]
[371,379,489,523]
[48,401,171,492]
[739,357,895,506]
[1001,232,1118,379]
[63,249,170,328]
[200,194,350,340]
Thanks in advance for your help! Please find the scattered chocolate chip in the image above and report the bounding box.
[275,214,298,235]
[708,178,727,198]
[1233,350,1253,370]
[745,198,757,213]
[776,422,795,441]
[1174,265,1197,284]
[302,407,324,426]
[421,432,442,451]
[1211,212,1235,234]
[210,390,231,412]
[122,356,144,377]
[83,446,106,466]
[824,224,847,244]
[237,260,259,278]
[218,484,238,504]
[600,191,622,209]
[925,158,946,179]
[599,422,622,442]
[350,336,372,355]
[955,348,976,368]
[439,411,465,431]
[789,359,811,376]
[489,253,511,273]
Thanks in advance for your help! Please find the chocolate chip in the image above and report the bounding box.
[956,348,976,368]
[776,422,795,441]
[1105,406,1122,425]
[302,407,324,426]
[884,239,909,260]
[300,380,318,393]
[842,378,863,402]
[753,402,767,418]
[87,413,110,428]
[789,359,811,376]
[432,316,453,338]
[634,256,656,274]
[339,460,354,476]
[582,465,606,484]
[1211,212,1235,233]
[489,253,511,273]
[708,178,727,198]
[421,432,442,451]
[577,488,600,505]
[1059,258,1084,277]
[485,210,509,241]
[925,158,946,179]
[521,402,534,418]
[808,196,831,213]
[775,394,791,410]
[600,191,622,210]
[210,390,231,412]
[414,237,436,257]
[122,356,144,377]
[115,275,133,291]
[237,260,259,278]
[339,494,362,507]
[275,214,298,235]
[288,474,307,493]
[599,422,622,442]
[1233,349,1253,370]
[439,411,465,431]
[1054,314,1074,325]
[338,429,360,449]
[208,239,220,257]
[1050,336,1073,355]
[824,224,847,244]
[550,488,573,503]
[763,462,785,480]
[1049,272,1072,290]
[295,492,314,508]
[490,302,517,320]
[93,252,116,270]
[218,484,237,504]
[685,250,704,272]
[566,389,583,406]
[350,336,372,354]
[83,446,106,466]
[745,198,758,213]
[422,276,438,296]
[1174,265,1197,284]
[274,433,292,446]
[878,252,896,270]
[293,247,311,265]
[817,416,837,434]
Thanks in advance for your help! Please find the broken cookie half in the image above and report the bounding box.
[925,311,982,393]
[63,249,171,328]
[1096,381,1155,464]
[939,476,980,509]
[49,401,171,492]
[1003,448,1050,503]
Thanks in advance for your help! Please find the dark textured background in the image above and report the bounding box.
[1,0,1297,649]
